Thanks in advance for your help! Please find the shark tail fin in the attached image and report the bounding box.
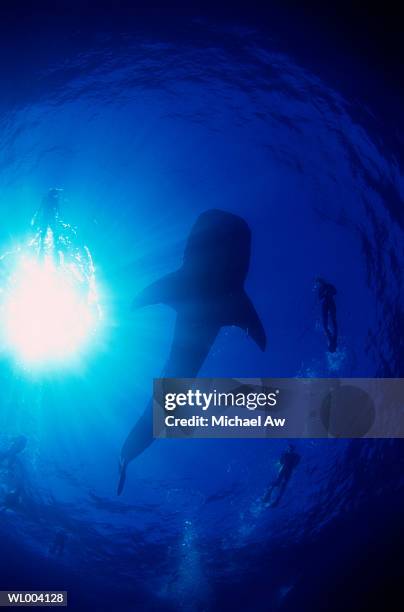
[132,272,181,309]
[232,290,266,351]
[117,458,128,496]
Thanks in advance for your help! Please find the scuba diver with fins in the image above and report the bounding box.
[314,277,338,353]
[263,444,301,507]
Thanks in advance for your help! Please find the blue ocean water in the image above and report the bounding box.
[0,20,403,612]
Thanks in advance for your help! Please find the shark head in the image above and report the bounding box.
[181,209,251,292]
[135,209,266,352]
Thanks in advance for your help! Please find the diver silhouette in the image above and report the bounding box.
[0,435,27,468]
[263,444,300,507]
[28,188,101,317]
[315,277,338,353]
[31,188,63,256]
[30,188,80,263]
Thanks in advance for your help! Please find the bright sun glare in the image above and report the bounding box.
[2,256,97,367]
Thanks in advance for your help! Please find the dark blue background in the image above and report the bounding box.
[0,3,403,611]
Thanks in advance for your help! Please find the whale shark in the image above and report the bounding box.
[117,209,266,494]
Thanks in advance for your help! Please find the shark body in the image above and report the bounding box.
[118,209,266,494]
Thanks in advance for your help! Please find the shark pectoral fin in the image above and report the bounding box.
[233,290,266,351]
[132,272,181,310]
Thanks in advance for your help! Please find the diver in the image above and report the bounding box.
[31,188,62,255]
[263,444,300,507]
[0,435,27,468]
[1,188,72,275]
[29,188,100,317]
[314,277,338,353]
[49,529,67,556]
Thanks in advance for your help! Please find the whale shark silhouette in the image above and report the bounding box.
[117,209,266,494]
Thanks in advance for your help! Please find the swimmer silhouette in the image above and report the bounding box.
[0,435,27,468]
[315,277,338,353]
[118,209,266,494]
[31,188,66,257]
[0,189,67,267]
[30,189,100,312]
[263,444,300,507]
